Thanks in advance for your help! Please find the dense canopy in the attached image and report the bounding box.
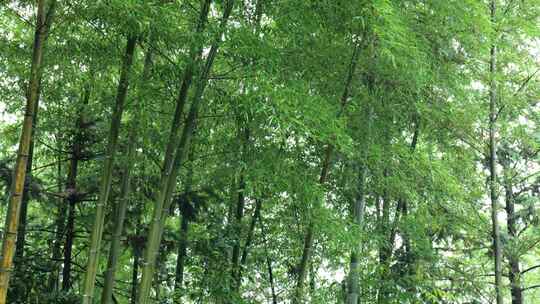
[0,0,539,303]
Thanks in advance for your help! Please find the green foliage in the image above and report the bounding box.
[0,0,538,303]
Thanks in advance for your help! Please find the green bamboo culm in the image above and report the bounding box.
[134,1,212,302]
[137,1,236,302]
[100,49,153,304]
[0,1,57,303]
[81,35,138,304]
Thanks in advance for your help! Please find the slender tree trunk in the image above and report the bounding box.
[267,255,277,304]
[130,244,141,304]
[240,198,262,268]
[506,202,522,304]
[346,98,376,304]
[61,86,90,291]
[230,173,245,288]
[11,94,39,303]
[173,215,189,301]
[82,35,137,304]
[231,122,250,291]
[503,167,522,304]
[0,1,57,302]
[14,97,39,265]
[62,145,79,291]
[488,2,503,304]
[136,1,212,300]
[294,43,361,303]
[101,46,153,304]
[346,165,366,304]
[260,217,277,304]
[229,0,263,290]
[62,199,76,290]
[137,2,235,302]
[48,142,64,291]
[377,177,392,304]
[230,195,262,295]
[398,117,420,295]
[100,114,137,304]
[309,261,316,295]
[130,199,144,304]
[173,142,195,303]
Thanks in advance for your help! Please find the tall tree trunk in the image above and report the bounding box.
[137,2,235,302]
[82,35,137,304]
[130,243,141,304]
[130,194,144,304]
[346,98,376,304]
[346,165,366,304]
[62,85,90,291]
[488,2,503,304]
[229,0,263,291]
[267,255,277,304]
[173,215,189,301]
[136,1,212,300]
[230,199,262,298]
[48,141,65,291]
[12,94,39,303]
[99,110,137,304]
[239,198,262,268]
[294,42,361,303]
[231,172,246,290]
[101,47,153,304]
[261,215,277,304]
[62,139,80,291]
[14,97,39,265]
[230,172,245,288]
[504,167,522,304]
[0,1,57,302]
[62,196,76,290]
[377,176,392,304]
[173,143,195,303]
[309,261,316,295]
[231,122,250,291]
[397,116,420,296]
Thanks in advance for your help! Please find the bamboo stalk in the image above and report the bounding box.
[81,35,137,304]
[0,1,57,302]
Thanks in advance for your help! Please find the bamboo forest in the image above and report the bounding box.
[0,1,539,303]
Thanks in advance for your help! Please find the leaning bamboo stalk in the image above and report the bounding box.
[81,35,137,304]
[137,2,236,302]
[0,1,57,302]
[100,49,153,304]
[135,1,213,301]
